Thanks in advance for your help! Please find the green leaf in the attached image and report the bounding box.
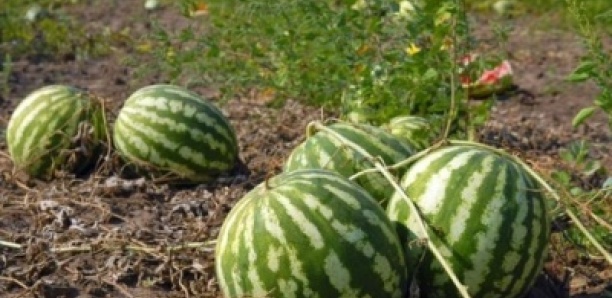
[595,9,612,21]
[568,140,590,164]
[572,106,596,127]
[562,140,590,164]
[566,72,591,83]
[595,90,612,114]
[573,61,597,73]
[566,61,597,82]
[422,68,439,81]
[551,170,571,186]
[558,149,574,163]
[570,186,584,196]
[583,160,602,177]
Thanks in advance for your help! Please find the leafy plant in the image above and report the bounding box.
[135,0,508,140]
[138,0,506,141]
[549,139,612,257]
[466,0,612,31]
[565,0,612,128]
[0,0,110,60]
[562,184,612,257]
[341,2,467,125]
[552,140,605,194]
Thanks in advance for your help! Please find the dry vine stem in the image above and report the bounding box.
[0,239,22,249]
[0,240,217,255]
[309,121,472,298]
[349,139,448,181]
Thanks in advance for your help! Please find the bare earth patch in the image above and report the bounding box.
[0,2,610,297]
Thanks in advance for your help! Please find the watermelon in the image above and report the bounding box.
[113,84,238,182]
[459,54,514,98]
[386,145,550,297]
[381,115,434,151]
[216,169,408,298]
[6,85,107,179]
[284,122,414,206]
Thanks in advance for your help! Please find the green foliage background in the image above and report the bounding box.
[0,0,108,59]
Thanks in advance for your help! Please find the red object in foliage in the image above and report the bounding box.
[460,54,514,97]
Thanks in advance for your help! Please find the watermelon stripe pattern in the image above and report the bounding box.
[382,115,433,151]
[6,85,105,179]
[386,145,549,298]
[216,169,408,297]
[113,85,238,181]
[284,122,414,206]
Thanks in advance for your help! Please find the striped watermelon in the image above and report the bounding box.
[386,145,550,298]
[6,85,107,179]
[284,122,414,206]
[216,169,408,297]
[381,115,434,151]
[113,84,238,182]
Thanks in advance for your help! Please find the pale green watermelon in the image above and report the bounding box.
[381,115,434,151]
[216,169,408,297]
[113,84,238,182]
[6,85,107,179]
[284,122,414,206]
[386,145,550,298]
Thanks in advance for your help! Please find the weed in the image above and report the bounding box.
[552,140,605,192]
[0,0,110,60]
[136,0,505,140]
[466,0,612,32]
[565,0,612,129]
[550,140,611,257]
[561,1,612,254]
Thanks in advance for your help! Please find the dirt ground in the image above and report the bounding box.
[0,1,610,297]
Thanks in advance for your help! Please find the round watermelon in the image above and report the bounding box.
[386,145,550,297]
[113,84,239,182]
[381,115,434,151]
[216,169,408,297]
[6,85,107,179]
[284,122,414,206]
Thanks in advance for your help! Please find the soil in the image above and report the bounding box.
[0,1,610,297]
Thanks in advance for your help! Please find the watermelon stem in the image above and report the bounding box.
[264,172,273,190]
[311,121,472,298]
[305,121,319,137]
[449,140,612,266]
[443,16,459,142]
[95,95,114,174]
[350,139,449,181]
